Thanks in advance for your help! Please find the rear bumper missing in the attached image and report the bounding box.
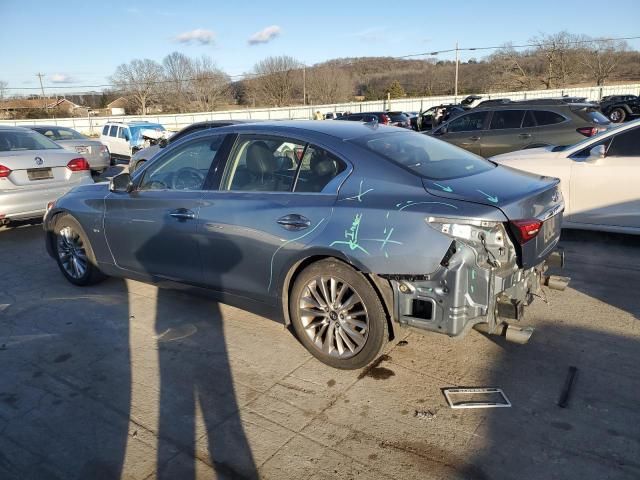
[385,245,566,338]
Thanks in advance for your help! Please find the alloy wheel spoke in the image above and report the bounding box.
[318,277,331,307]
[341,323,365,346]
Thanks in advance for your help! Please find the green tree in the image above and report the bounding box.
[385,80,405,99]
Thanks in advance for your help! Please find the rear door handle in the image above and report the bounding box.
[169,208,196,220]
[469,136,480,141]
[519,133,532,139]
[277,214,311,231]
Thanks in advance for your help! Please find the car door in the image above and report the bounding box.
[570,125,640,229]
[480,109,531,156]
[197,133,346,304]
[103,134,226,283]
[434,111,488,155]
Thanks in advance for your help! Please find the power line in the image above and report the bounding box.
[4,34,639,92]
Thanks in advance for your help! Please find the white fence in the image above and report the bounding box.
[2,83,639,135]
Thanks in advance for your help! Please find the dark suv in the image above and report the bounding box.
[337,111,410,128]
[599,95,640,123]
[428,99,610,157]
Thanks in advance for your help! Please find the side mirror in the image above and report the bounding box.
[109,172,133,193]
[159,138,168,148]
[124,132,130,141]
[587,144,606,162]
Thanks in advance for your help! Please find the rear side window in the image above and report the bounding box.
[522,110,536,128]
[102,125,109,135]
[109,125,118,137]
[117,127,127,139]
[446,111,487,132]
[351,131,495,180]
[295,146,346,193]
[607,127,640,157]
[533,110,565,126]
[489,110,525,130]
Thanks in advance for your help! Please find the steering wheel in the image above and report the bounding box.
[171,167,205,190]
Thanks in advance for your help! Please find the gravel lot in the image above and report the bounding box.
[0,224,638,480]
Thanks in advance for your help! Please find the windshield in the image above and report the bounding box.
[0,130,62,151]
[350,131,495,180]
[32,126,85,141]
[129,124,165,143]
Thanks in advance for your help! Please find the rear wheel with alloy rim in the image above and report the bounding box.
[608,107,626,123]
[290,259,387,369]
[53,215,106,286]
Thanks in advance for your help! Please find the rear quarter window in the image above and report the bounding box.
[102,125,109,135]
[574,108,610,125]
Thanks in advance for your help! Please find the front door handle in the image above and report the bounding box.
[468,136,480,141]
[519,133,532,139]
[169,208,196,220]
[277,214,311,231]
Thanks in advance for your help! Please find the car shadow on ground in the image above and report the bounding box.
[458,322,640,480]
[558,229,640,319]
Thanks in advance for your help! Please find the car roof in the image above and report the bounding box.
[20,125,77,129]
[210,120,399,140]
[0,125,36,132]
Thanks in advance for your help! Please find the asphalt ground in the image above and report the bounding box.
[0,223,638,480]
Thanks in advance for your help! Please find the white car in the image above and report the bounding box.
[492,119,640,235]
[0,126,93,225]
[99,121,166,161]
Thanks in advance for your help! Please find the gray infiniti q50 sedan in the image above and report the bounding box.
[43,121,567,369]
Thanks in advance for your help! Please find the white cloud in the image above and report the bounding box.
[50,74,75,84]
[173,28,216,45]
[248,25,281,45]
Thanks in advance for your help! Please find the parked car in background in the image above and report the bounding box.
[324,112,344,120]
[492,119,640,235]
[337,111,410,127]
[100,121,166,161]
[599,95,640,123]
[128,120,255,173]
[25,125,110,174]
[428,99,610,156]
[415,104,469,131]
[0,126,93,225]
[44,121,565,369]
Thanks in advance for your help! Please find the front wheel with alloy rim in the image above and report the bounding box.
[53,215,106,286]
[290,259,388,369]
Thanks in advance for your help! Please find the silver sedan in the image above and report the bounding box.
[0,126,93,225]
[26,125,111,173]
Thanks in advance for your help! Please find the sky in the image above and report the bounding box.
[1,0,639,94]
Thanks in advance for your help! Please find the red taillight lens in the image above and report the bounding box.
[576,127,597,137]
[510,219,543,244]
[0,165,11,178]
[67,157,90,171]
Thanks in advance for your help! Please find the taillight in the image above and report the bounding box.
[510,219,543,244]
[67,157,90,171]
[576,127,598,137]
[381,114,391,125]
[0,165,10,178]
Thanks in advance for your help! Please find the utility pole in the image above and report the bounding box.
[454,41,459,103]
[302,65,306,106]
[36,73,46,108]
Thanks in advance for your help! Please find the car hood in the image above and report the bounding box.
[422,164,561,220]
[132,144,161,161]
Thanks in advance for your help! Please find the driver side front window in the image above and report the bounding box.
[138,136,223,191]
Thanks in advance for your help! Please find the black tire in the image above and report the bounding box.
[53,214,107,286]
[608,107,627,123]
[289,259,388,369]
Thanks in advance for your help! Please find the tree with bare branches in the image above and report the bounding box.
[250,56,301,107]
[307,66,352,104]
[162,52,193,112]
[189,56,232,111]
[111,59,164,114]
[579,38,627,86]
